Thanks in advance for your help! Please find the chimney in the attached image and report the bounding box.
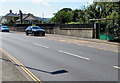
[19,10,23,24]
[10,10,12,13]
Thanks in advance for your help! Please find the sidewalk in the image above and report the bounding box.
[47,34,119,46]
[0,51,28,82]
[0,51,2,83]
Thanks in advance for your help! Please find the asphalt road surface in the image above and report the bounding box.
[0,32,119,81]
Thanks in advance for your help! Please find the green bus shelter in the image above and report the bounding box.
[90,19,114,41]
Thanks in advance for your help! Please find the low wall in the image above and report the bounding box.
[4,24,93,38]
[53,25,93,38]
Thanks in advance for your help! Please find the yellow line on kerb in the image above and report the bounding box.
[0,48,42,83]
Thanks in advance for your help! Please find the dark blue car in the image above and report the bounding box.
[0,26,10,32]
[25,26,45,36]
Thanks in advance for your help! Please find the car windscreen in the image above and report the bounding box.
[32,27,40,29]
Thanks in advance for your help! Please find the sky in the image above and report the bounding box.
[0,0,94,18]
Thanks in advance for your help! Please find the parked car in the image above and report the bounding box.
[0,26,10,32]
[25,26,45,36]
[0,24,2,27]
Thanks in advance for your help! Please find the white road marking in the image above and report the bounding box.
[33,37,41,38]
[33,43,49,48]
[78,44,118,53]
[58,50,90,60]
[113,66,120,69]
[32,36,45,39]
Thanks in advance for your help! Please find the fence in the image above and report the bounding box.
[60,24,92,29]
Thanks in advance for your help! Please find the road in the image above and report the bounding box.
[0,32,119,81]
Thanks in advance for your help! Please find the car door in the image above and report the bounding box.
[27,27,32,34]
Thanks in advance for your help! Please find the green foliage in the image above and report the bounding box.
[6,19,14,24]
[51,8,73,24]
[60,8,72,12]
[32,24,36,26]
[51,2,120,39]
[5,16,19,24]
[67,22,80,24]
[12,16,19,23]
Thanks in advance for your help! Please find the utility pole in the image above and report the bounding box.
[19,10,23,24]
[42,12,44,24]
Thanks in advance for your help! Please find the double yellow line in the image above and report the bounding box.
[0,48,42,83]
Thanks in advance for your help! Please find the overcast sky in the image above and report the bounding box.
[0,0,93,18]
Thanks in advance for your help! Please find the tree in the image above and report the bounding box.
[51,8,73,24]
[72,9,80,22]
[12,16,19,23]
[5,16,19,24]
[51,2,120,39]
[60,8,72,12]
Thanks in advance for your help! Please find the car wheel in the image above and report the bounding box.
[42,33,45,36]
[32,32,35,36]
[39,32,42,36]
[26,32,29,36]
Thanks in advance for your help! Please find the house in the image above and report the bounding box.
[0,10,50,24]
[0,16,2,23]
[0,16,7,24]
[16,13,43,24]
[0,10,18,24]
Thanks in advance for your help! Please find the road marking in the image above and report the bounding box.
[87,45,94,48]
[113,66,120,69]
[98,48,110,51]
[33,37,45,39]
[33,43,49,48]
[85,40,119,47]
[0,48,42,83]
[59,38,118,47]
[78,44,118,53]
[58,50,90,60]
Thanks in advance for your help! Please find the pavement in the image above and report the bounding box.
[0,51,2,83]
[0,31,119,82]
[0,32,28,82]
[0,51,28,82]
[48,34,119,45]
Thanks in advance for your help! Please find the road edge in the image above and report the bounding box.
[0,48,42,83]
